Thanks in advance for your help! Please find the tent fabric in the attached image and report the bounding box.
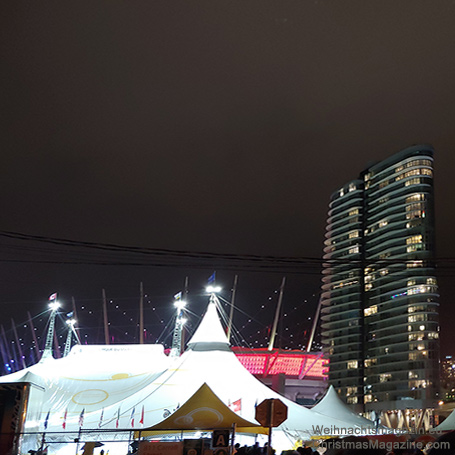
[139,382,267,435]
[186,296,231,350]
[433,410,455,431]
[0,298,375,445]
[311,385,375,428]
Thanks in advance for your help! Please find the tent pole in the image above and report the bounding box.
[53,329,61,358]
[306,298,322,352]
[139,282,144,344]
[230,423,236,454]
[102,289,110,345]
[227,275,238,342]
[182,276,189,351]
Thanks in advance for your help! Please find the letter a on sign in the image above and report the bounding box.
[212,430,230,448]
[216,435,227,447]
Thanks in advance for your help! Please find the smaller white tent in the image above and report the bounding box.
[433,409,455,432]
[311,385,375,429]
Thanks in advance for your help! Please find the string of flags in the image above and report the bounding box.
[59,404,146,430]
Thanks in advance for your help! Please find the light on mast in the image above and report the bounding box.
[206,285,222,293]
[49,301,60,311]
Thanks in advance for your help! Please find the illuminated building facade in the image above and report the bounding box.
[233,348,327,405]
[321,145,439,414]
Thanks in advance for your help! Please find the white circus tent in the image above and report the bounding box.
[311,385,375,428]
[0,295,375,454]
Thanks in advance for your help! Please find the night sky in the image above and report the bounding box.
[2,1,455,364]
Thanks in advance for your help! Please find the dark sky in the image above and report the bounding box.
[2,1,455,360]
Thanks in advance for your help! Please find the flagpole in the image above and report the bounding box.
[75,427,81,455]
[40,432,46,454]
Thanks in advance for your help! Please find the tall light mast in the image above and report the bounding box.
[63,318,76,357]
[170,293,187,358]
[42,294,60,360]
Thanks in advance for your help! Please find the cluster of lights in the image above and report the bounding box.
[206,285,222,293]
[49,301,60,311]
[174,300,187,310]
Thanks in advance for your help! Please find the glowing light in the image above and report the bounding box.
[206,285,222,293]
[49,301,60,311]
[66,319,76,326]
[174,300,187,310]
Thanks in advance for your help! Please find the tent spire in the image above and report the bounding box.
[186,294,230,351]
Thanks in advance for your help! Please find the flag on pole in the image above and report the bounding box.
[98,408,104,428]
[139,405,145,425]
[62,408,67,430]
[115,407,121,429]
[130,407,136,428]
[48,293,57,301]
[208,272,216,284]
[174,291,182,300]
[78,408,85,428]
[44,410,50,430]
[229,398,242,412]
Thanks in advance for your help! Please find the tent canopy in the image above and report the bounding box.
[139,383,268,436]
[311,385,375,428]
[433,410,455,432]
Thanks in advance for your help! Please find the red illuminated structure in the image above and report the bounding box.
[232,348,327,380]
[231,348,328,405]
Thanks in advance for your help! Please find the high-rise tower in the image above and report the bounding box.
[321,145,439,417]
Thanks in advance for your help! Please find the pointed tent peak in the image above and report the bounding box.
[313,385,349,409]
[187,298,230,351]
[312,385,375,428]
[323,385,338,399]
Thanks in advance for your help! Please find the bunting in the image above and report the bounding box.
[130,407,136,428]
[98,408,104,428]
[44,410,50,430]
[115,407,121,429]
[78,408,85,428]
[62,408,67,430]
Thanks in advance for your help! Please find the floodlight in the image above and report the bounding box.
[206,285,222,293]
[174,300,187,310]
[66,319,76,326]
[49,301,60,311]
